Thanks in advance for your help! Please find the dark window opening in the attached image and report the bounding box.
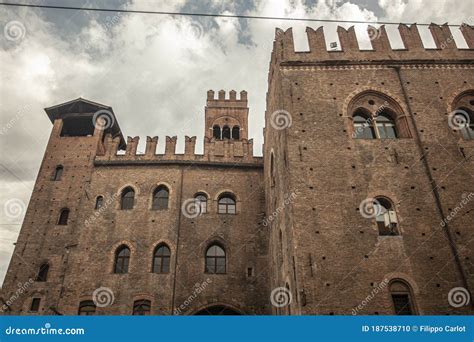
[60,115,95,137]
[53,165,63,181]
[152,186,169,210]
[232,126,240,140]
[121,187,135,210]
[133,300,151,315]
[30,298,41,312]
[390,281,415,315]
[152,244,170,273]
[222,125,231,139]
[58,208,69,225]
[213,125,221,139]
[205,244,226,274]
[114,245,130,274]
[95,196,103,210]
[36,263,49,282]
[78,300,96,315]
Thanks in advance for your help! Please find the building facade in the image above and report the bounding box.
[1,23,474,315]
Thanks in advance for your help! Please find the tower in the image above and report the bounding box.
[205,89,248,141]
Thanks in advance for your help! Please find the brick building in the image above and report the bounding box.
[1,23,473,315]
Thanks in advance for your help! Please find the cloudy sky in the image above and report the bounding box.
[0,0,472,286]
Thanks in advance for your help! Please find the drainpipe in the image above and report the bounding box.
[171,168,184,314]
[391,65,472,308]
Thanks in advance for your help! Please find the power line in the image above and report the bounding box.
[0,2,468,27]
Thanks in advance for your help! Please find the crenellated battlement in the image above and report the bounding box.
[206,89,248,108]
[95,134,261,166]
[271,23,473,64]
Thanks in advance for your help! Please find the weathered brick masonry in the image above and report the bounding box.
[1,23,473,315]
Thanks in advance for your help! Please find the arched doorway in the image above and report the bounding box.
[194,305,241,315]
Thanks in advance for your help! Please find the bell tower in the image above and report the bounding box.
[205,89,248,140]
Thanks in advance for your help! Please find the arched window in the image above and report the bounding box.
[53,165,63,181]
[232,126,240,140]
[95,196,104,210]
[222,125,231,139]
[36,263,49,282]
[152,244,171,273]
[390,280,415,315]
[374,197,399,236]
[114,245,130,274]
[152,185,169,210]
[57,208,69,225]
[121,187,135,210]
[218,194,236,215]
[213,125,221,139]
[78,300,96,315]
[376,112,398,139]
[205,244,226,274]
[352,110,376,139]
[195,193,208,214]
[349,92,409,139]
[133,300,151,315]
